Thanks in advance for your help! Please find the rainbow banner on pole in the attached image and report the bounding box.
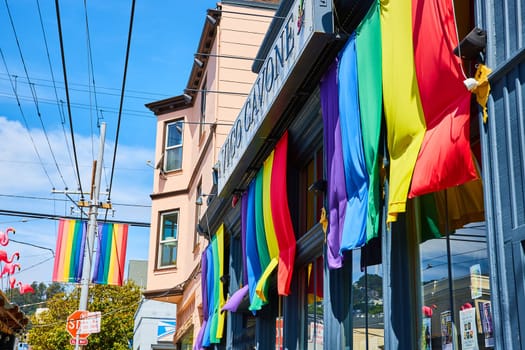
[92,223,129,286]
[52,219,87,283]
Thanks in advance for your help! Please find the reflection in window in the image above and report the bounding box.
[158,210,179,268]
[418,182,493,350]
[352,249,384,350]
[300,256,324,349]
[165,120,184,171]
[179,326,193,350]
[232,314,256,348]
[300,149,324,236]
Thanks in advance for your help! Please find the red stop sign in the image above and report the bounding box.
[67,310,90,339]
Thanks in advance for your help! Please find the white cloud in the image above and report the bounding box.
[0,115,153,283]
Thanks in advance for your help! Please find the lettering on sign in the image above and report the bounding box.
[217,0,314,192]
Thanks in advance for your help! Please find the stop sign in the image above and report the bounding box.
[67,310,90,339]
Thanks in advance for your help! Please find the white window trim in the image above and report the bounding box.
[164,119,184,172]
[158,210,179,269]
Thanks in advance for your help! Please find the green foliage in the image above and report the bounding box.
[7,282,65,315]
[27,281,142,350]
[352,274,384,314]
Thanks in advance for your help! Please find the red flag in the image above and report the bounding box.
[270,131,296,295]
[410,0,478,197]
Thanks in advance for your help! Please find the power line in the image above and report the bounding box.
[0,91,154,118]
[0,209,150,228]
[0,194,151,208]
[35,0,77,182]
[83,0,102,160]
[0,73,172,100]
[5,0,69,189]
[0,49,56,189]
[0,158,152,172]
[54,0,85,198]
[106,0,136,206]
[30,297,143,329]
[9,238,54,257]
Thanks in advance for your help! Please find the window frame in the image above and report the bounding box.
[157,209,180,269]
[164,119,184,172]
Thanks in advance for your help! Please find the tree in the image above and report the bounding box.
[6,282,65,315]
[27,281,142,350]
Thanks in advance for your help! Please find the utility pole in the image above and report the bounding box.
[76,122,106,350]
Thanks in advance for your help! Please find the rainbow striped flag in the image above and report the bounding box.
[52,219,87,283]
[92,223,128,286]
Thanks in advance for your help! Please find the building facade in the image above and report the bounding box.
[133,299,177,350]
[190,0,525,349]
[147,0,525,349]
[144,1,278,347]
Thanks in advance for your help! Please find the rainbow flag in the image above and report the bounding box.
[250,132,296,309]
[92,223,128,286]
[52,219,87,283]
[409,0,478,197]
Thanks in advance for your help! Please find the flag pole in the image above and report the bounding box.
[77,122,106,350]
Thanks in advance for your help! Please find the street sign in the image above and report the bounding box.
[82,311,101,334]
[70,338,89,346]
[67,310,90,339]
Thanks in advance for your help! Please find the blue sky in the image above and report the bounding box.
[0,0,216,287]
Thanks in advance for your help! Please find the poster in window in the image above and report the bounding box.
[470,264,482,299]
[440,311,453,350]
[422,317,432,350]
[459,307,479,350]
[480,301,494,348]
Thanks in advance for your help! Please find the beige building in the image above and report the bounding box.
[144,1,278,347]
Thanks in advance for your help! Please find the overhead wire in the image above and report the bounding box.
[0,209,150,228]
[7,0,90,216]
[54,0,85,199]
[106,0,137,217]
[0,91,154,118]
[83,0,110,192]
[35,0,77,187]
[0,49,55,189]
[9,238,54,257]
[29,296,143,329]
[83,0,102,159]
[4,0,69,189]
[0,193,151,208]
[103,1,137,276]
[0,73,172,100]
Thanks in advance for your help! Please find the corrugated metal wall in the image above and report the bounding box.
[478,0,525,347]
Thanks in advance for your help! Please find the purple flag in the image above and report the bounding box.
[221,285,249,312]
[320,60,348,269]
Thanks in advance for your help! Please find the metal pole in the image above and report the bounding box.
[76,122,106,350]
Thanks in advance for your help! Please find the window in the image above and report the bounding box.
[158,210,179,268]
[300,148,324,236]
[417,183,492,350]
[299,256,324,349]
[352,248,384,350]
[164,120,184,171]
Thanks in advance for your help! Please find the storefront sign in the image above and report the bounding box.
[216,0,331,193]
[440,310,453,350]
[459,308,479,350]
[470,264,482,299]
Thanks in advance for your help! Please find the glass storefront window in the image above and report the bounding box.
[300,256,324,350]
[352,248,384,350]
[418,183,494,350]
[178,326,193,350]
